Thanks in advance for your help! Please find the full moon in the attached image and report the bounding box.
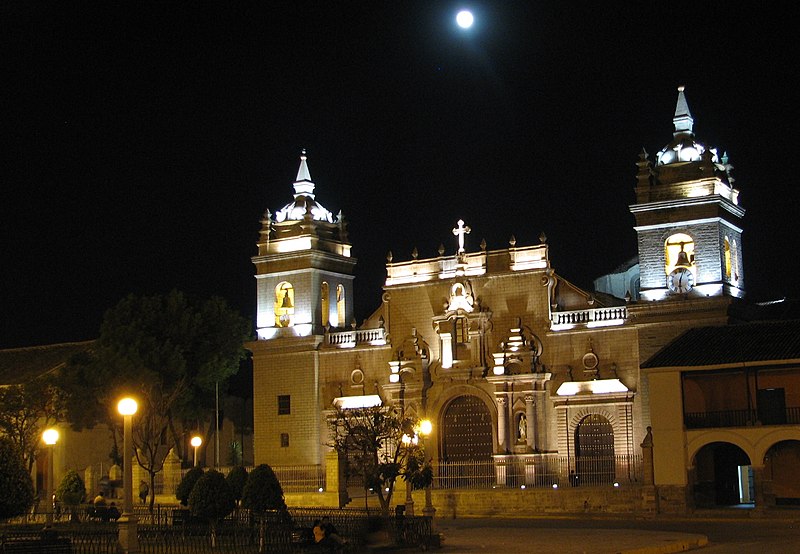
[456,10,474,29]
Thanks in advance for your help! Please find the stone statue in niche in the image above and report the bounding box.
[517,414,527,441]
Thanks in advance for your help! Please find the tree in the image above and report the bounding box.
[0,379,64,472]
[55,290,251,512]
[189,470,235,547]
[327,405,432,516]
[176,466,205,506]
[55,469,86,522]
[241,464,287,514]
[225,466,248,506]
[0,437,35,521]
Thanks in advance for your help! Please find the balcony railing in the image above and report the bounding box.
[685,407,800,429]
[550,306,628,329]
[325,327,387,347]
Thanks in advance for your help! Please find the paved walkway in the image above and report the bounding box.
[430,520,708,554]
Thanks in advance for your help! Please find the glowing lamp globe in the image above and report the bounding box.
[190,436,203,448]
[118,397,138,416]
[43,428,60,445]
[419,419,433,436]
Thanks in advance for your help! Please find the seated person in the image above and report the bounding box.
[93,491,107,506]
[107,502,121,521]
[313,519,325,544]
[321,516,346,546]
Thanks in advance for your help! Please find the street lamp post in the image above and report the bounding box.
[117,397,139,554]
[418,419,436,521]
[42,428,59,527]
[190,436,202,467]
[402,433,415,516]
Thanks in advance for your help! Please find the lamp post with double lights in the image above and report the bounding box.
[190,435,202,467]
[42,428,59,527]
[117,397,139,554]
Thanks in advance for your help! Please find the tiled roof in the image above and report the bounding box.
[642,320,800,369]
[0,341,94,385]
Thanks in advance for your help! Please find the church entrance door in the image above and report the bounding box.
[440,395,493,488]
[574,413,615,485]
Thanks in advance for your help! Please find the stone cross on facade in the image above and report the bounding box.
[452,219,471,254]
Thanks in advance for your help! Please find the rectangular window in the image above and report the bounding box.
[280,433,289,448]
[278,395,291,415]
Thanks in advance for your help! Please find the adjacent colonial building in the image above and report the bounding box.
[249,87,798,515]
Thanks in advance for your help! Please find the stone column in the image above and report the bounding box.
[535,391,547,450]
[497,397,508,452]
[752,465,770,509]
[525,395,535,451]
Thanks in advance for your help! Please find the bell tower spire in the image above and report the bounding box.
[672,85,694,136]
[630,87,745,301]
[252,150,357,339]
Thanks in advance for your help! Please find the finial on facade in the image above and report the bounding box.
[480,238,487,251]
[350,318,357,330]
[438,243,445,256]
[387,250,393,263]
[638,148,649,161]
[677,85,684,92]
[509,235,516,247]
[378,315,385,329]
[412,247,418,260]
[539,231,547,244]
[301,148,307,158]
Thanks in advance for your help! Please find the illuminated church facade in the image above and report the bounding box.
[249,89,800,514]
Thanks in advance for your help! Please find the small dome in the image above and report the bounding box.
[656,136,718,166]
[275,195,334,223]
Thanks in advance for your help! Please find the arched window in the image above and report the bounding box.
[724,238,732,280]
[664,233,695,275]
[274,282,294,327]
[321,282,330,327]
[336,284,346,327]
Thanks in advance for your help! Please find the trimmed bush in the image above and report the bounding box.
[225,466,248,505]
[175,466,204,506]
[55,469,86,522]
[241,463,287,513]
[189,470,235,547]
[0,437,35,521]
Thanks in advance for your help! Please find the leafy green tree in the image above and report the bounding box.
[225,466,248,506]
[328,405,432,516]
[0,437,35,521]
[189,470,235,547]
[54,290,251,512]
[55,469,86,522]
[241,464,287,514]
[0,380,64,472]
[176,466,205,506]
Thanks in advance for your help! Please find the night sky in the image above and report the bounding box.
[3,3,798,348]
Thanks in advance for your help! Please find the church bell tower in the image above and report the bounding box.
[251,150,357,339]
[630,87,745,301]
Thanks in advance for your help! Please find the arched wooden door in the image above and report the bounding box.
[574,413,615,485]
[440,395,493,488]
[442,395,493,461]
